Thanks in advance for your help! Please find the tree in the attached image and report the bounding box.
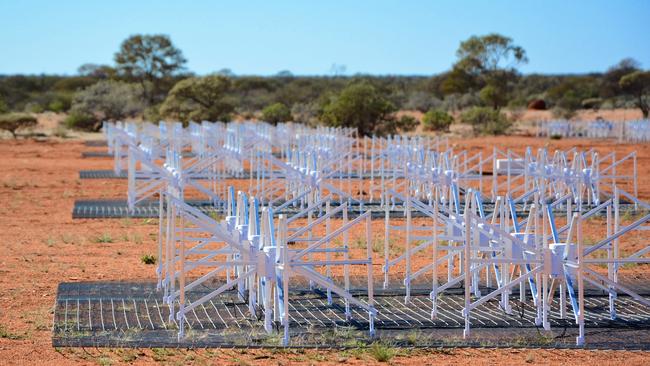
[114,34,186,104]
[261,102,292,124]
[52,77,96,92]
[160,75,235,123]
[77,63,116,79]
[453,33,527,110]
[600,58,640,98]
[479,82,508,110]
[216,68,235,77]
[620,71,650,118]
[456,33,527,74]
[320,81,396,136]
[329,63,347,77]
[547,76,600,110]
[64,112,98,131]
[0,113,37,138]
[70,80,145,123]
[396,115,418,133]
[275,70,294,78]
[440,66,480,95]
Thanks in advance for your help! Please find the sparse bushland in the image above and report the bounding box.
[1,32,648,138]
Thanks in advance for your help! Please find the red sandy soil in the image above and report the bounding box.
[1,137,650,365]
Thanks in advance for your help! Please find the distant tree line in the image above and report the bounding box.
[1,33,649,137]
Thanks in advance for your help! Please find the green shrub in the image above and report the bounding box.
[396,115,418,133]
[70,80,145,122]
[368,342,395,362]
[261,102,292,124]
[47,94,72,113]
[64,112,98,131]
[140,254,156,265]
[0,98,7,114]
[48,100,65,113]
[0,113,38,138]
[422,109,454,131]
[0,325,24,340]
[460,107,511,135]
[93,232,113,243]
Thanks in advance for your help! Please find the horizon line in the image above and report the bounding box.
[0,70,620,78]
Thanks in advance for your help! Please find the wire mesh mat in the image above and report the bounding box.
[53,281,650,348]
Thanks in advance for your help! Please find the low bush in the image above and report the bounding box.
[396,115,418,133]
[64,112,98,131]
[368,342,395,362]
[460,107,511,135]
[0,113,38,138]
[140,254,156,265]
[422,109,454,131]
[47,94,73,113]
[48,100,66,113]
[70,80,145,122]
[261,102,292,124]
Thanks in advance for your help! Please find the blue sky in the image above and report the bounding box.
[1,0,648,76]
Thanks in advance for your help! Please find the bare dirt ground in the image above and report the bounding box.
[1,134,650,365]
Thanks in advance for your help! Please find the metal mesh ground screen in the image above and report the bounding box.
[78,170,377,180]
[52,281,650,349]
[72,199,639,219]
[85,141,108,147]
